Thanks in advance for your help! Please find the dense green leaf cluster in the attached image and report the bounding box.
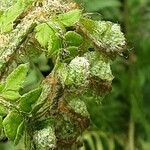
[0,64,43,145]
[0,0,126,149]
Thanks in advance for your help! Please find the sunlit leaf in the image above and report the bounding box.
[1,91,20,101]
[48,21,66,34]
[35,23,55,48]
[4,64,28,91]
[48,34,61,57]
[0,0,34,33]
[3,111,23,141]
[0,83,5,92]
[57,9,82,27]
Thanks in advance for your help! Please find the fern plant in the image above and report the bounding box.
[0,0,126,149]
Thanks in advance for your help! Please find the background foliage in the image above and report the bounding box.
[74,0,150,150]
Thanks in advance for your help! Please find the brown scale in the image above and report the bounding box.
[32,74,62,121]
[55,98,90,149]
[36,74,63,119]
[76,23,117,60]
[89,76,112,95]
[67,2,80,9]
[58,96,90,130]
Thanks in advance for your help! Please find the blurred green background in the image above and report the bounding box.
[75,0,150,149]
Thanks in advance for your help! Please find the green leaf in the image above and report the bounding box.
[0,0,34,33]
[84,51,114,81]
[0,115,6,141]
[64,31,83,46]
[1,91,20,101]
[0,10,4,17]
[68,98,89,117]
[35,23,55,48]
[0,83,5,92]
[47,21,66,34]
[0,116,3,129]
[67,46,78,56]
[0,104,8,116]
[3,111,23,141]
[57,9,82,27]
[59,57,90,87]
[19,87,42,113]
[80,90,104,127]
[80,0,121,11]
[0,116,3,138]
[48,34,61,57]
[79,17,126,54]
[63,46,78,63]
[4,64,28,91]
[31,84,51,115]
[14,121,24,145]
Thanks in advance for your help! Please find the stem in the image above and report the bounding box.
[128,117,134,150]
[0,23,37,79]
[123,1,135,149]
[123,0,129,36]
